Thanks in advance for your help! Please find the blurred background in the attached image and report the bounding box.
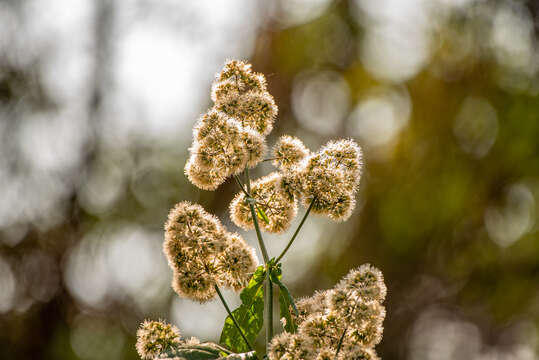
[1,0,539,359]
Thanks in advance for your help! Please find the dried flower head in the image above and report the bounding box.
[172,269,217,303]
[268,332,292,360]
[315,348,335,360]
[185,61,277,191]
[268,265,385,360]
[185,155,227,191]
[293,290,329,325]
[213,60,267,94]
[189,112,247,174]
[337,346,379,360]
[287,334,315,359]
[281,139,363,222]
[164,202,258,302]
[241,128,267,168]
[136,320,181,360]
[272,135,309,171]
[338,264,387,303]
[230,172,298,233]
[212,60,276,136]
[216,234,258,291]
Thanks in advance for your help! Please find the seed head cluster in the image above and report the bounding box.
[230,137,363,231]
[282,138,363,222]
[141,61,378,360]
[136,320,182,360]
[272,135,309,171]
[136,320,203,360]
[268,264,386,360]
[164,202,258,301]
[230,172,298,233]
[185,60,277,190]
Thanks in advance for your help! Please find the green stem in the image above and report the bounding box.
[244,167,272,353]
[249,201,270,263]
[275,198,316,264]
[265,277,273,348]
[334,326,347,358]
[335,293,363,358]
[214,285,255,353]
[245,169,270,264]
[245,168,251,193]
[233,175,250,198]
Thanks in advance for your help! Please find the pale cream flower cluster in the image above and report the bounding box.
[230,171,298,233]
[268,264,386,360]
[183,60,362,231]
[280,139,363,222]
[229,137,362,233]
[136,319,207,360]
[136,320,182,360]
[185,60,277,190]
[163,201,258,302]
[136,61,379,360]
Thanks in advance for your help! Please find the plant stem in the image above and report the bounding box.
[334,326,347,358]
[266,277,273,347]
[244,167,273,353]
[275,198,316,264]
[335,292,362,359]
[245,168,270,264]
[233,175,250,198]
[214,285,255,353]
[245,167,251,193]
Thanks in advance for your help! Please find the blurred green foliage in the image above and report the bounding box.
[1,0,539,359]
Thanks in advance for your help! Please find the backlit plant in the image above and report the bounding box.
[135,60,386,360]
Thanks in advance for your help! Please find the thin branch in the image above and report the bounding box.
[245,168,270,264]
[214,285,255,354]
[233,174,250,198]
[244,167,272,353]
[334,293,362,358]
[266,277,273,347]
[334,326,347,358]
[275,198,316,264]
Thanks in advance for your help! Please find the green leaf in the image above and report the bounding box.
[270,264,298,333]
[278,291,297,333]
[219,265,266,353]
[256,205,270,224]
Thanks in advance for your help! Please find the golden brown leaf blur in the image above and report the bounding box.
[1,0,539,359]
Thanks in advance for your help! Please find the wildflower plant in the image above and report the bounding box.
[136,60,386,360]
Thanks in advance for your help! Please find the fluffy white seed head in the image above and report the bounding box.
[185,61,278,191]
[268,264,386,359]
[214,60,267,95]
[241,128,267,168]
[184,156,226,191]
[230,172,298,233]
[216,235,259,291]
[337,346,379,360]
[212,60,277,136]
[136,320,181,360]
[164,202,257,301]
[315,348,335,360]
[272,135,309,171]
[216,90,276,136]
[338,264,387,303]
[279,139,363,222]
